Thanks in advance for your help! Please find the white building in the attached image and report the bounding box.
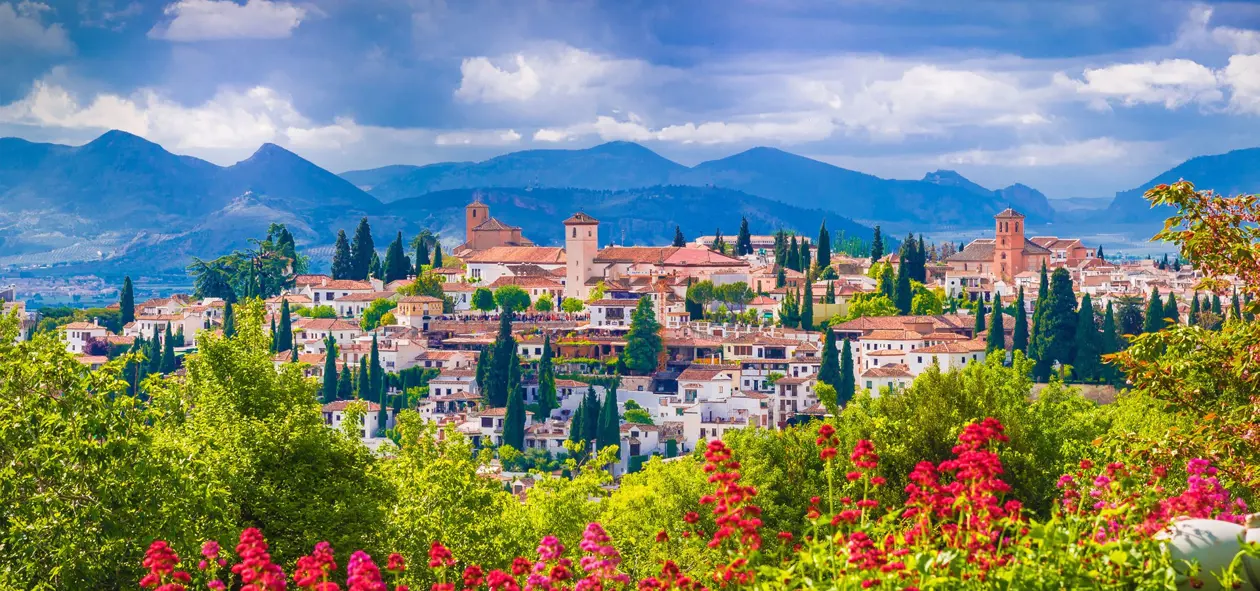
[59,321,108,354]
[321,400,395,441]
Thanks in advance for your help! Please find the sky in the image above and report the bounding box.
[3,0,1260,198]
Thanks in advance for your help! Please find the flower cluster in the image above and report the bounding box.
[232,528,288,591]
[293,541,338,590]
[698,438,762,586]
[140,540,192,591]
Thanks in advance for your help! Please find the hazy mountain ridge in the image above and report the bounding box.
[1105,147,1260,222]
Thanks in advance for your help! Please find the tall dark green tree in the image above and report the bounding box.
[502,383,526,450]
[475,347,491,395]
[800,285,814,330]
[711,228,726,254]
[120,276,135,326]
[986,292,1005,354]
[1143,288,1164,333]
[377,375,389,437]
[1012,287,1029,355]
[893,259,912,315]
[369,252,383,281]
[777,287,799,327]
[1072,294,1102,382]
[222,302,236,338]
[414,234,431,274]
[736,217,753,256]
[487,312,517,406]
[270,317,278,353]
[915,234,928,283]
[582,386,601,444]
[837,338,855,406]
[1188,292,1200,326]
[673,226,686,247]
[368,335,383,404]
[787,236,801,271]
[1211,293,1223,317]
[432,243,444,268]
[337,361,353,400]
[816,221,831,269]
[567,403,586,447]
[824,281,836,304]
[1231,289,1242,321]
[775,267,787,289]
[1030,262,1049,355]
[160,324,176,374]
[1163,292,1179,325]
[537,334,558,420]
[321,337,339,403]
[800,240,812,274]
[1031,268,1078,381]
[817,329,840,387]
[870,225,884,262]
[1100,302,1121,385]
[974,301,987,336]
[597,384,620,457]
[622,297,663,374]
[275,299,293,353]
[773,229,787,267]
[356,359,369,399]
[383,231,410,283]
[350,217,375,280]
[331,229,354,280]
[878,265,895,299]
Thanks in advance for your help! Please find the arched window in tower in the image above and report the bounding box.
[572,227,577,238]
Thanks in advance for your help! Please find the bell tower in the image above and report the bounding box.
[994,208,1025,282]
[465,198,489,248]
[564,212,599,301]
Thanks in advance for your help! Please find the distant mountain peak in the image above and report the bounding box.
[922,169,990,193]
[82,129,164,152]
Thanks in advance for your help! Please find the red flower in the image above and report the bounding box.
[655,530,669,543]
[386,553,406,574]
[428,542,455,568]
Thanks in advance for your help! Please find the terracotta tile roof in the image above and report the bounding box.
[916,340,987,354]
[995,208,1025,219]
[564,212,599,225]
[594,246,674,264]
[76,355,109,365]
[554,379,588,388]
[295,274,333,287]
[310,279,374,291]
[861,363,913,378]
[473,217,521,231]
[479,407,507,417]
[336,291,392,302]
[749,295,777,305]
[1030,237,1084,250]
[293,318,361,331]
[620,423,660,432]
[865,349,907,357]
[399,295,444,303]
[106,335,136,345]
[464,247,565,264]
[267,294,312,304]
[488,276,563,289]
[677,364,740,381]
[862,329,926,341]
[589,299,640,307]
[947,240,995,262]
[775,376,811,386]
[61,321,104,330]
[322,400,382,412]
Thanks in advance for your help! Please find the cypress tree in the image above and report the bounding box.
[383,231,409,283]
[1188,293,1200,326]
[1143,288,1164,333]
[270,317,278,353]
[158,324,176,374]
[711,228,726,254]
[350,217,375,280]
[537,334,558,420]
[974,301,987,336]
[817,329,840,387]
[878,265,895,299]
[370,251,383,280]
[568,403,585,446]
[222,302,236,338]
[1096,245,1105,260]
[120,276,135,326]
[787,236,801,271]
[736,217,752,256]
[432,243,444,268]
[1246,294,1255,322]
[488,312,517,407]
[394,374,406,416]
[916,234,928,283]
[503,383,526,450]
[356,360,369,398]
[415,235,430,274]
[837,339,854,405]
[775,267,787,288]
[800,285,814,330]
[773,229,787,267]
[291,336,298,363]
[894,260,912,315]
[824,281,836,304]
[622,297,663,374]
[276,298,292,353]
[673,226,686,247]
[1012,288,1029,355]
[1072,294,1102,382]
[986,292,1005,355]
[1031,263,1049,353]
[369,335,383,403]
[377,376,389,436]
[597,384,620,457]
[1163,293,1179,325]
[147,333,162,376]
[475,347,491,395]
[1231,289,1242,321]
[1100,302,1120,384]
[1031,268,1079,381]
[870,226,884,262]
[332,229,354,280]
[1211,293,1222,316]
[817,221,831,269]
[337,361,353,400]
[800,240,812,274]
[582,386,601,444]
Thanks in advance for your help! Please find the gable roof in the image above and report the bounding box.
[463,247,566,265]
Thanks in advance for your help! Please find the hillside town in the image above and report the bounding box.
[23,199,1246,481]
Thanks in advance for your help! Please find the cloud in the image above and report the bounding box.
[1222,54,1260,115]
[455,45,646,104]
[0,79,356,151]
[1055,59,1223,109]
[1176,3,1260,54]
[149,0,306,41]
[533,113,834,145]
[0,1,73,53]
[937,138,1134,167]
[434,128,522,146]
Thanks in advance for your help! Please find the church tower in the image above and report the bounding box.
[564,212,599,301]
[465,198,489,247]
[994,208,1025,282]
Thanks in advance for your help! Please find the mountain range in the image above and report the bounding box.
[0,130,1255,276]
[341,142,1056,226]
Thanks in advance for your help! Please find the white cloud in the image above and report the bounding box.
[1055,59,1222,109]
[533,113,834,145]
[0,79,357,151]
[150,0,306,41]
[1222,54,1260,115]
[434,128,522,146]
[455,45,645,104]
[1175,4,1260,54]
[937,138,1133,167]
[0,1,72,53]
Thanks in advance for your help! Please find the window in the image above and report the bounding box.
[866,381,872,389]
[572,228,577,238]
